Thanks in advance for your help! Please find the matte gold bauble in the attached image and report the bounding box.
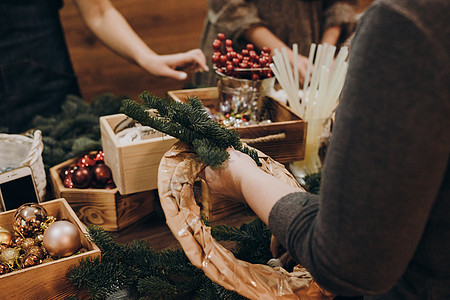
[43,221,81,257]
[0,226,12,245]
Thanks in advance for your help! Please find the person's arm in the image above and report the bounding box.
[270,3,449,296]
[200,149,301,225]
[202,2,449,296]
[73,0,208,80]
[243,26,309,82]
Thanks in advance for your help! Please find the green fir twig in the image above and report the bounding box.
[119,92,261,167]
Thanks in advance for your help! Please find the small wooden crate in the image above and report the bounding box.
[167,87,306,164]
[100,113,177,195]
[49,156,155,232]
[0,198,100,299]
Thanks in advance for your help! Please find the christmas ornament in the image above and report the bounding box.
[94,151,105,162]
[1,247,19,265]
[77,154,97,168]
[43,221,81,257]
[0,263,9,275]
[21,237,37,251]
[26,245,45,260]
[22,254,39,268]
[92,163,112,183]
[72,166,93,189]
[13,203,48,236]
[0,226,12,245]
[104,180,116,189]
[63,171,75,188]
[59,166,74,181]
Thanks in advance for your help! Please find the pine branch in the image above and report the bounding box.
[120,92,261,167]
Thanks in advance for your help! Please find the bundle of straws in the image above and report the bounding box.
[270,43,349,121]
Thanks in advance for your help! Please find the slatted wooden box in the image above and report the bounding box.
[169,87,305,221]
[167,87,306,164]
[49,156,156,231]
[0,198,100,299]
[100,113,177,195]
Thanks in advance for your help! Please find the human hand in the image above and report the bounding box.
[199,148,261,202]
[141,49,209,80]
[296,54,309,86]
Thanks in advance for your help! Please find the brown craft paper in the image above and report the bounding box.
[158,142,334,299]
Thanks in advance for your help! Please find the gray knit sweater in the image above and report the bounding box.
[269,0,450,298]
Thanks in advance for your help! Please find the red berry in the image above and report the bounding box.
[241,49,249,57]
[220,55,228,64]
[212,39,222,50]
[252,73,260,80]
[232,57,240,66]
[225,39,233,46]
[246,44,254,51]
[217,33,225,40]
[262,46,271,54]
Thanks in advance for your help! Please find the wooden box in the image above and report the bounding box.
[0,198,100,299]
[50,156,156,231]
[100,113,177,195]
[168,87,306,164]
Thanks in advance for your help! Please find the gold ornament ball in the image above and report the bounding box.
[0,226,12,245]
[43,221,81,257]
[13,203,48,223]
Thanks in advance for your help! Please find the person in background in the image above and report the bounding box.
[200,0,450,298]
[0,0,208,134]
[194,0,357,87]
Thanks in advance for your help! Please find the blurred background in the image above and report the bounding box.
[60,0,374,102]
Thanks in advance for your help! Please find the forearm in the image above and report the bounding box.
[320,25,342,45]
[238,166,301,225]
[74,0,156,67]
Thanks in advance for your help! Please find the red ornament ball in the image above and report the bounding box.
[72,167,93,189]
[93,163,112,183]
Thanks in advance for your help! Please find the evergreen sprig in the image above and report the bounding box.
[67,218,271,299]
[120,92,261,167]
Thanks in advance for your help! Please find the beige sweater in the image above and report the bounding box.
[194,0,357,87]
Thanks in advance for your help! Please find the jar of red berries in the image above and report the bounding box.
[212,33,275,122]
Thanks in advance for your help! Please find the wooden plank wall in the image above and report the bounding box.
[60,0,374,103]
[60,0,208,101]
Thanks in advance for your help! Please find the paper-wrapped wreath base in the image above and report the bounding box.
[158,142,333,299]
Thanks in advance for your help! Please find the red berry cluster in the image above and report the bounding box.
[212,33,274,80]
[59,151,116,189]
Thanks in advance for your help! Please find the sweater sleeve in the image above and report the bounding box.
[269,3,449,296]
[323,1,357,30]
[207,0,264,42]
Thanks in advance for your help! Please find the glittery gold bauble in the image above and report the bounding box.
[1,247,19,264]
[0,226,12,245]
[13,203,47,236]
[22,254,39,268]
[26,245,44,260]
[21,237,37,251]
[43,221,81,257]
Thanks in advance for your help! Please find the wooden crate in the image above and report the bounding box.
[100,113,177,195]
[168,87,306,164]
[0,198,100,299]
[50,156,156,232]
